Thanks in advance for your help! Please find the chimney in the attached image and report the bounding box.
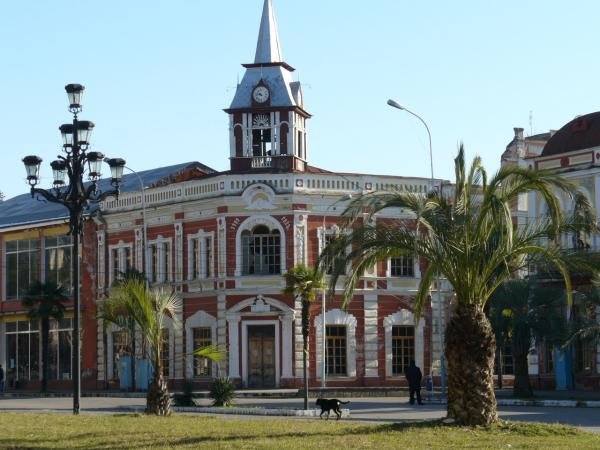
[514,127,524,141]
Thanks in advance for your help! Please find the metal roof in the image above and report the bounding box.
[0,161,212,229]
[254,0,282,64]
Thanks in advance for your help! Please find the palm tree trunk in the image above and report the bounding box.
[130,323,136,392]
[512,323,533,397]
[446,302,498,426]
[146,356,171,415]
[41,318,49,393]
[302,300,310,410]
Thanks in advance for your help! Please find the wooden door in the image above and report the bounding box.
[247,325,276,388]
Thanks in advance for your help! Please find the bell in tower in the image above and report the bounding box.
[225,0,311,173]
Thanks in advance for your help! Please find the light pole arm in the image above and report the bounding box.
[400,107,434,185]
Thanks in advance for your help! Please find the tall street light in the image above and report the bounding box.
[22,84,126,414]
[386,99,446,394]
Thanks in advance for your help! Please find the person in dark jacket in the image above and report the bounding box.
[405,360,423,405]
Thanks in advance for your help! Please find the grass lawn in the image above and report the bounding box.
[0,413,598,449]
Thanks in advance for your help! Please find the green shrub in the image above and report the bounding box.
[174,379,195,407]
[210,377,236,407]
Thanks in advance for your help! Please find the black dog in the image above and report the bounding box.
[315,398,349,420]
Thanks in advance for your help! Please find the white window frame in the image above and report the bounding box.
[387,254,420,278]
[185,310,217,379]
[318,225,351,275]
[107,241,134,286]
[315,309,357,378]
[383,310,424,378]
[234,215,286,277]
[147,236,172,284]
[187,230,214,287]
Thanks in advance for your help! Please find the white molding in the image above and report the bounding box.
[241,319,280,387]
[107,240,133,286]
[147,235,172,284]
[315,308,357,378]
[186,229,215,292]
[383,310,424,377]
[234,215,286,276]
[225,296,294,384]
[185,310,217,379]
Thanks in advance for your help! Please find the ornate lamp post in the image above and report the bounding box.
[22,84,126,415]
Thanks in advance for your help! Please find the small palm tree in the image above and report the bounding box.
[98,269,147,391]
[23,281,68,393]
[283,264,325,410]
[108,278,181,415]
[321,145,597,425]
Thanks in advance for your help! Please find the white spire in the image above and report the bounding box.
[254,0,283,64]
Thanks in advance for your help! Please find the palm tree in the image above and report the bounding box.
[283,264,325,410]
[320,145,596,425]
[107,278,181,415]
[98,269,147,391]
[23,281,68,393]
[488,278,568,397]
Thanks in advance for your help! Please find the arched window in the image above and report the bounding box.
[241,225,281,275]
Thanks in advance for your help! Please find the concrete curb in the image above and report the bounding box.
[173,406,351,418]
[425,398,600,408]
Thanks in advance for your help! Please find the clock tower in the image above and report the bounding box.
[225,0,311,173]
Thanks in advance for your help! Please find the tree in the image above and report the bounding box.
[107,278,181,415]
[488,278,568,397]
[98,269,147,391]
[282,264,325,410]
[23,281,68,393]
[564,285,600,354]
[320,145,596,425]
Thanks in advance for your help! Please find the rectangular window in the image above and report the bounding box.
[112,331,131,380]
[204,237,212,278]
[5,239,40,300]
[544,342,554,373]
[5,320,40,384]
[190,238,199,280]
[326,325,347,376]
[241,229,280,275]
[161,329,170,377]
[391,326,415,376]
[111,248,120,283]
[151,244,159,283]
[44,235,72,292]
[391,255,414,277]
[193,327,212,377]
[48,318,72,381]
[162,242,170,282]
[323,234,346,275]
[494,343,514,376]
[575,340,594,373]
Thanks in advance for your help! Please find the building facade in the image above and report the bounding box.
[502,116,600,390]
[0,0,449,391]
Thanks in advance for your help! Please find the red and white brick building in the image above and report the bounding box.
[0,0,447,391]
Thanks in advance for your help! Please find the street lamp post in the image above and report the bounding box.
[22,84,126,415]
[387,99,446,394]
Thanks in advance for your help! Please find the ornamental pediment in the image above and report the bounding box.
[241,183,276,210]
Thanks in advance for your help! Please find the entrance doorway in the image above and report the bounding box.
[247,325,276,388]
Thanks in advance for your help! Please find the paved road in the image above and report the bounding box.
[1,396,599,434]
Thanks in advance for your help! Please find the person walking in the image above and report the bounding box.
[405,360,423,405]
[0,363,5,392]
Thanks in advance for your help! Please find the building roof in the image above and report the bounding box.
[0,161,213,229]
[254,0,282,64]
[542,111,600,156]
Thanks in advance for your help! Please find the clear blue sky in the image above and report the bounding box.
[1,0,598,200]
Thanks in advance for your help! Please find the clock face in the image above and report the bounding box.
[253,86,270,103]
